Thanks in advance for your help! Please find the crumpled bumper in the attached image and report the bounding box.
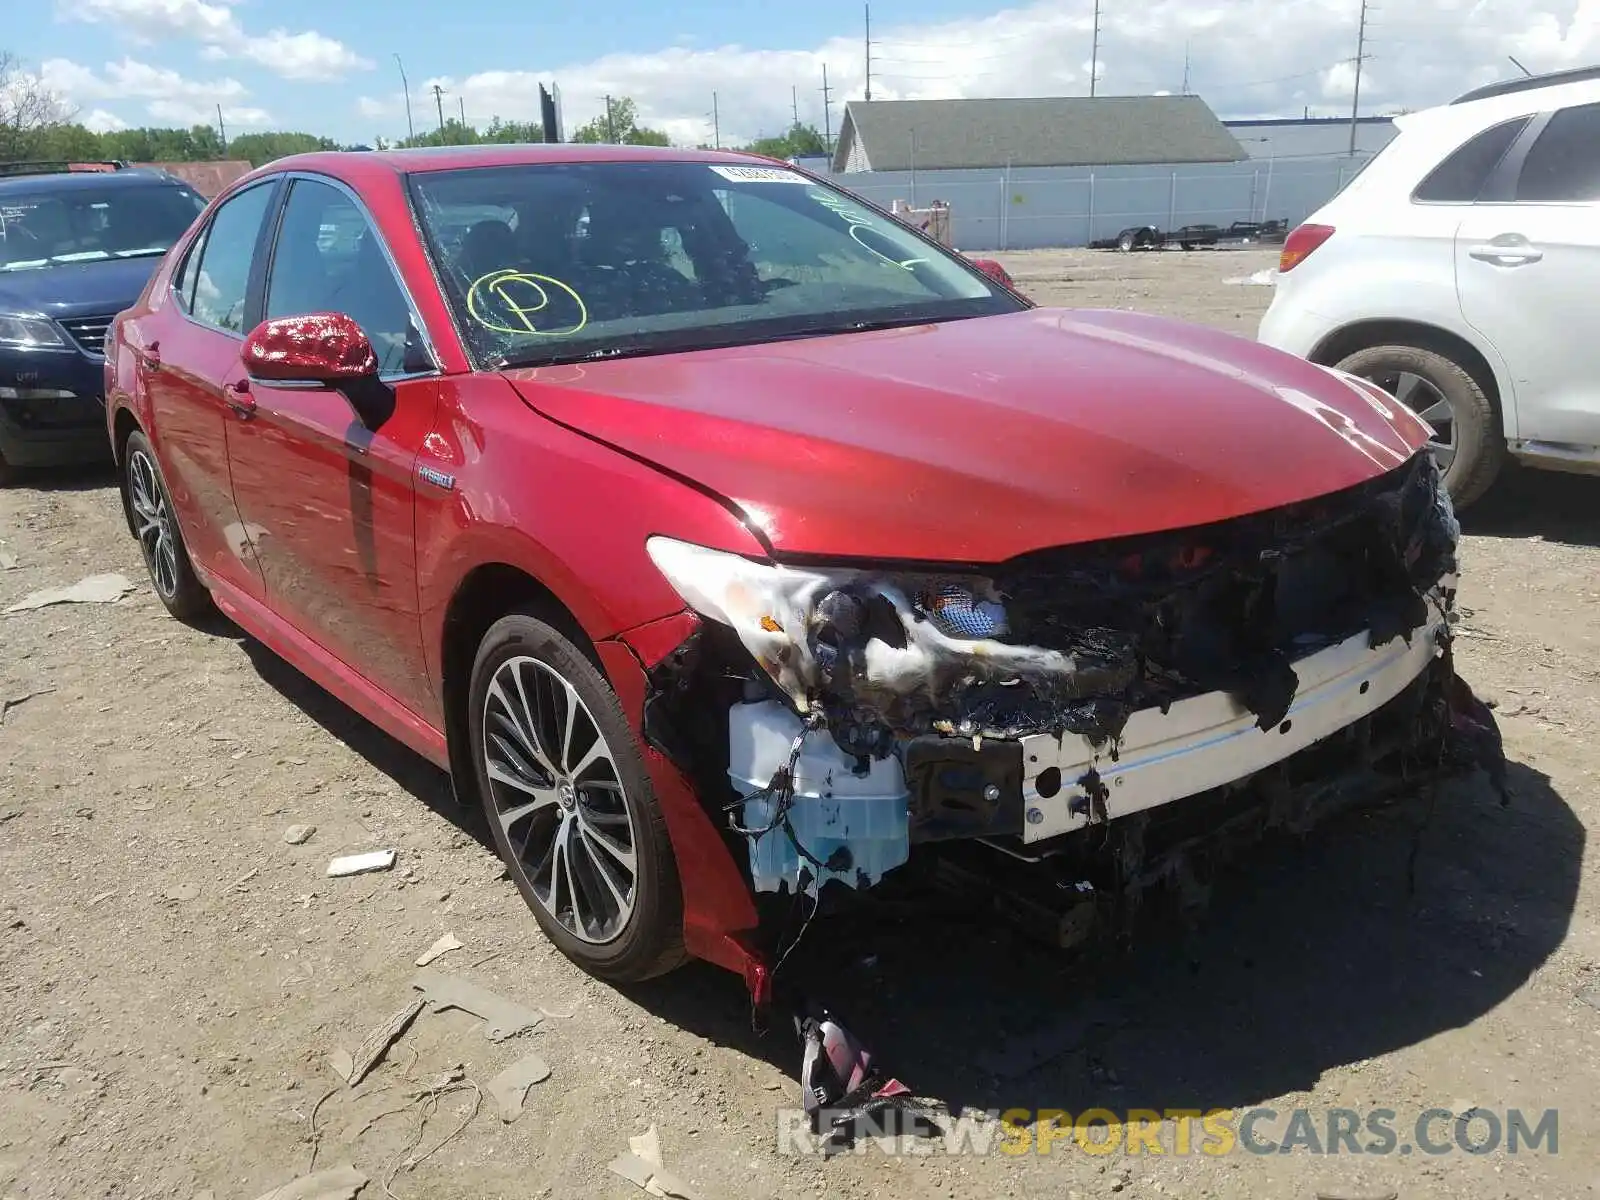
[1019,587,1451,842]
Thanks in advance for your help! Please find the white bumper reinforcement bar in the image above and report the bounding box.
[1017,601,1448,843]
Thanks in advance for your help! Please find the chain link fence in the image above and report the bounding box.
[830,157,1365,251]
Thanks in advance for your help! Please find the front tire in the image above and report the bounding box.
[124,430,211,620]
[1334,343,1505,510]
[467,612,685,982]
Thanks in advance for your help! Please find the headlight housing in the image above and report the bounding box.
[0,314,68,351]
[645,536,1013,711]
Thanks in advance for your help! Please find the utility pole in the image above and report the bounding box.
[1348,0,1371,156]
[1089,0,1101,97]
[1181,41,1191,94]
[864,2,873,101]
[215,105,227,157]
[604,94,615,142]
[431,83,447,136]
[792,86,800,129]
[394,54,414,142]
[820,63,834,152]
[712,91,721,149]
[458,95,466,129]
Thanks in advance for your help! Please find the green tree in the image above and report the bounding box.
[483,116,546,144]
[569,96,670,146]
[31,123,105,161]
[742,123,828,161]
[225,130,338,166]
[0,51,76,161]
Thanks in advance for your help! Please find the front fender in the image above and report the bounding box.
[416,374,768,696]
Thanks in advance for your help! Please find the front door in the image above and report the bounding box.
[138,179,278,599]
[1456,100,1600,451]
[224,174,441,721]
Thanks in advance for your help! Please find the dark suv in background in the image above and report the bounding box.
[0,162,206,481]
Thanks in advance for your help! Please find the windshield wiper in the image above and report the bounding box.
[486,313,956,371]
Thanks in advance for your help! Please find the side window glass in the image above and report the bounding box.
[190,183,274,333]
[171,225,208,313]
[1412,117,1530,203]
[1516,103,1600,203]
[266,178,419,376]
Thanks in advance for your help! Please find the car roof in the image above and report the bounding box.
[240,141,786,188]
[1451,63,1600,105]
[0,167,184,195]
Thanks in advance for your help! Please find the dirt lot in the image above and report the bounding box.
[3,247,1599,1200]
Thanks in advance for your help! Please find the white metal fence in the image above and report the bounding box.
[828,156,1366,251]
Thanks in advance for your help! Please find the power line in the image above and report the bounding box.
[1089,0,1101,97]
[864,2,874,100]
[430,83,446,135]
[820,62,834,150]
[1349,0,1373,155]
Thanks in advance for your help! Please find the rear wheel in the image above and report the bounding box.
[1118,230,1136,252]
[1334,343,1505,510]
[124,430,212,620]
[467,612,686,982]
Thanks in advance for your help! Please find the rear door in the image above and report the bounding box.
[223,174,443,721]
[139,178,278,600]
[1456,101,1600,449]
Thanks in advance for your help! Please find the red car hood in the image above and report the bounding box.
[503,308,1431,563]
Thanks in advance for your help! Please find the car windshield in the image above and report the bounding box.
[407,160,1024,368]
[0,182,207,272]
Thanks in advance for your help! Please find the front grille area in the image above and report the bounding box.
[57,314,114,357]
[960,450,1457,742]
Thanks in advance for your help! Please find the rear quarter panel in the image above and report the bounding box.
[1265,164,1521,438]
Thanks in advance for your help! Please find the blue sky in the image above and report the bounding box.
[11,0,1599,147]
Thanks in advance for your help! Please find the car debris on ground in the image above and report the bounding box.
[246,1164,367,1200]
[609,1123,706,1199]
[413,931,462,967]
[0,686,54,725]
[411,967,545,1041]
[326,849,396,877]
[4,572,135,612]
[486,1048,552,1123]
[329,996,426,1087]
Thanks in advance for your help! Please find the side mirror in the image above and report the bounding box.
[968,257,1018,292]
[242,312,378,384]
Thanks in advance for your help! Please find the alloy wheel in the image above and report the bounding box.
[128,449,179,600]
[481,655,639,944]
[1363,369,1458,474]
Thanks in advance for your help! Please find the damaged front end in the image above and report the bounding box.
[642,449,1504,935]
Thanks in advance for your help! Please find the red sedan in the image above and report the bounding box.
[104,144,1500,1008]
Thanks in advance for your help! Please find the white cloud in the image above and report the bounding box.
[58,0,372,82]
[353,0,1600,146]
[148,97,270,126]
[82,108,129,133]
[235,30,371,82]
[40,57,270,126]
[43,57,248,104]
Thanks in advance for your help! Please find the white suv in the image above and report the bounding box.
[1259,65,1600,508]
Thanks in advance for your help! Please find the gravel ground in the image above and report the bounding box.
[2,247,1597,1200]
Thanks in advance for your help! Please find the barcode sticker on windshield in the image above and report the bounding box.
[709,165,809,184]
